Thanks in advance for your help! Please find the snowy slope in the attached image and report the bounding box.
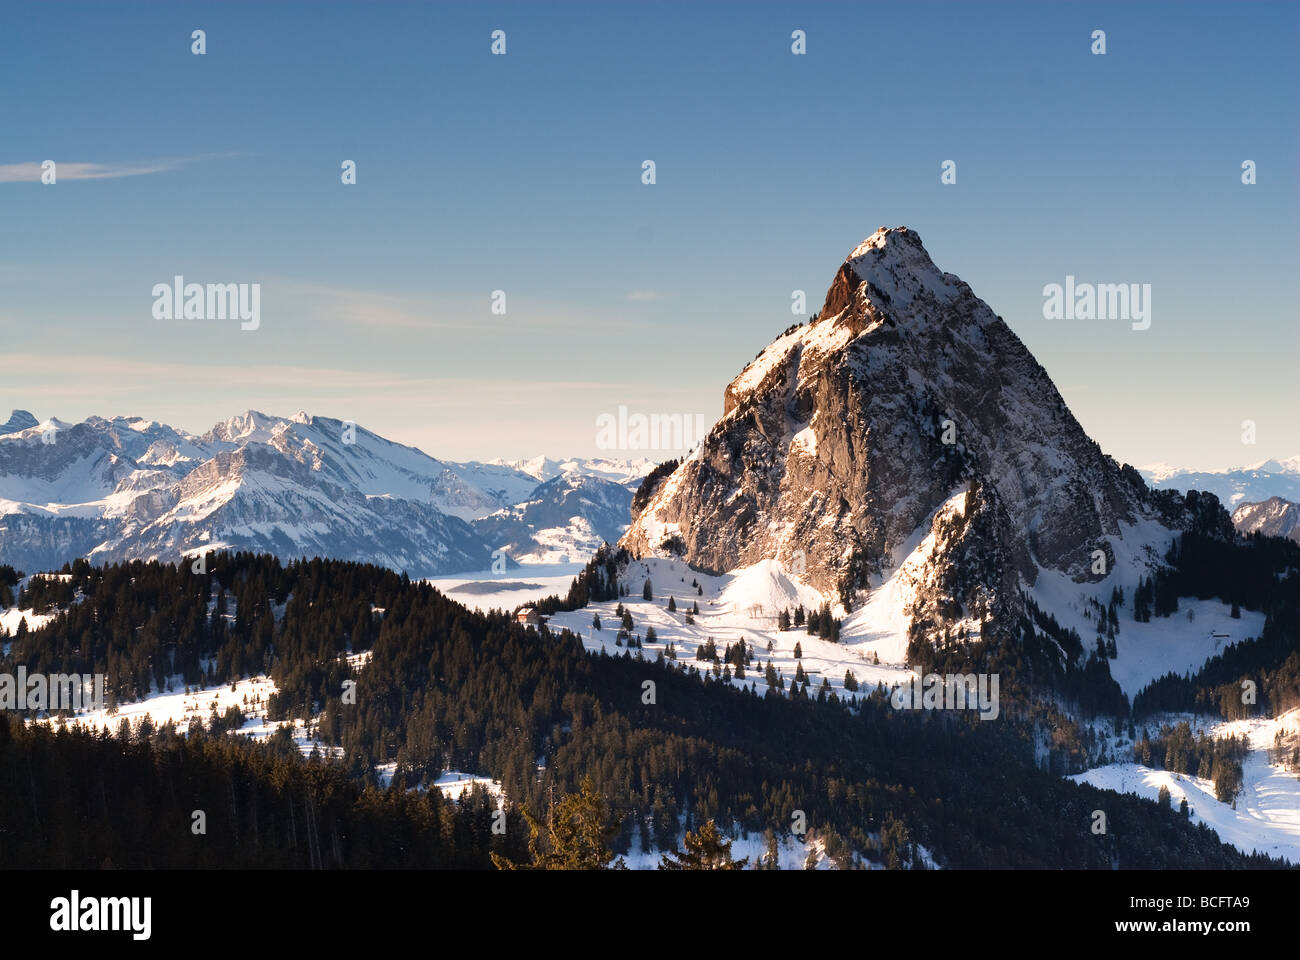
[1071,709,1300,863]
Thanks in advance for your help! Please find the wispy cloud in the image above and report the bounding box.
[0,156,206,183]
[624,290,661,302]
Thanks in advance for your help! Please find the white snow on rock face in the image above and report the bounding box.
[0,409,657,577]
[616,226,1275,716]
[1232,496,1300,543]
[840,489,971,665]
[624,226,1161,609]
[1071,709,1300,864]
[844,225,964,314]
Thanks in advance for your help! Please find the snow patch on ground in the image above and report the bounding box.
[1070,709,1300,863]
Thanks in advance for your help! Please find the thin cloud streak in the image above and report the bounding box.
[0,154,235,183]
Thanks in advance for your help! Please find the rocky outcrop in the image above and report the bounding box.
[1233,496,1300,543]
[622,227,1157,617]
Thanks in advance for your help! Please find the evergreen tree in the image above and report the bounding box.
[668,596,676,612]
[492,776,626,870]
[660,819,748,870]
[643,579,653,601]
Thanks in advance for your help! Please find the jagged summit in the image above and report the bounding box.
[1,409,39,435]
[622,228,1213,652]
[839,226,966,315]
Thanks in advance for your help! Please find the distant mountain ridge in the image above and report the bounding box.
[1232,496,1300,543]
[0,409,649,575]
[1140,457,1300,507]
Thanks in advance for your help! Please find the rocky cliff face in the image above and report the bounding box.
[1233,496,1300,543]
[622,227,1162,628]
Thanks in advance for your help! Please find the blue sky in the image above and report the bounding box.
[2,1,1296,467]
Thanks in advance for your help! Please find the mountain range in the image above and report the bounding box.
[1140,458,1300,508]
[0,409,652,575]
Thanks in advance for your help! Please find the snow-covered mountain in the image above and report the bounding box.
[621,226,1221,656]
[0,409,652,575]
[487,455,655,491]
[471,473,637,563]
[1140,457,1300,507]
[1232,496,1300,543]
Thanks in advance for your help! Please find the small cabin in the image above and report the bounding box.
[516,607,546,627]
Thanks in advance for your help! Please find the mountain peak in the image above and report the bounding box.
[1,409,39,434]
[846,224,923,259]
[628,226,1166,608]
[837,225,964,317]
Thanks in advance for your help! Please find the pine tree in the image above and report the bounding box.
[643,579,653,601]
[667,596,676,612]
[592,612,601,631]
[793,641,803,659]
[844,670,858,692]
[491,775,626,870]
[659,819,748,870]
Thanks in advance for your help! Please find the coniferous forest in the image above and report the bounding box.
[0,546,1292,870]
